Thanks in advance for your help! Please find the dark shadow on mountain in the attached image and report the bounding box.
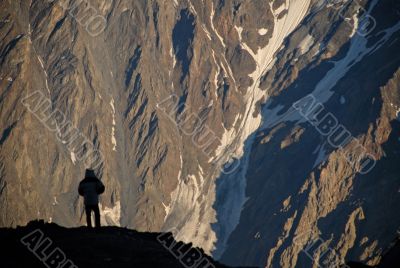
[0,121,17,146]
[172,9,195,83]
[211,1,400,266]
[347,236,400,267]
[125,46,142,87]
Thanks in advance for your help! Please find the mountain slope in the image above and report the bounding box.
[0,0,399,267]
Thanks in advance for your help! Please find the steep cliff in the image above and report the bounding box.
[0,0,399,267]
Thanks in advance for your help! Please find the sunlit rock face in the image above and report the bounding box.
[1,0,399,267]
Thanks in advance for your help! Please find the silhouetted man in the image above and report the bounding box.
[78,169,105,228]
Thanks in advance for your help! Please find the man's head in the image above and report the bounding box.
[85,169,96,178]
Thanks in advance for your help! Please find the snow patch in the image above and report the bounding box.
[258,28,268,36]
[298,34,314,55]
[35,55,50,94]
[162,202,171,221]
[110,98,117,151]
[202,24,212,40]
[235,25,243,41]
[164,169,215,252]
[37,56,45,69]
[170,47,176,68]
[211,113,241,162]
[349,10,360,38]
[198,164,204,177]
[210,2,226,47]
[210,51,223,99]
[211,49,234,92]
[70,152,77,164]
[188,0,197,15]
[163,151,216,252]
[101,201,121,226]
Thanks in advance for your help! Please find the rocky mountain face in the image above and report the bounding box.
[0,0,399,267]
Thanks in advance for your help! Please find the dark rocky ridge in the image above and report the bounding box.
[0,220,231,268]
[0,220,397,268]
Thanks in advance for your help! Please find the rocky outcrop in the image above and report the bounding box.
[0,220,229,268]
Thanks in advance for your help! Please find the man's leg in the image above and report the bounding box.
[94,204,101,228]
[85,206,92,228]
